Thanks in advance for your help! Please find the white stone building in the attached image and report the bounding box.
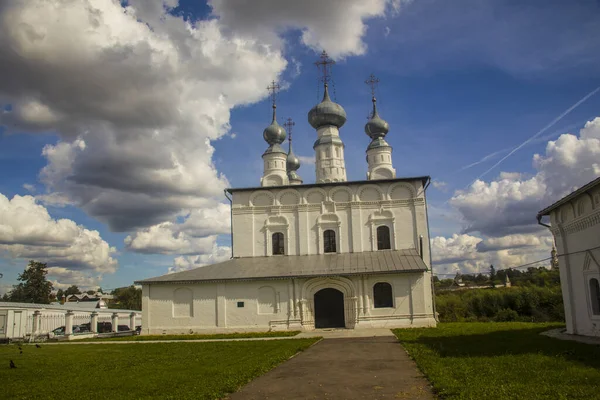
[538,176,600,337]
[137,63,437,334]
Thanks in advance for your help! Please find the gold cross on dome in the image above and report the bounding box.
[283,118,295,140]
[365,73,380,97]
[314,50,335,84]
[266,80,281,107]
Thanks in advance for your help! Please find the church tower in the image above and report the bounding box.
[308,51,347,183]
[261,81,289,187]
[365,74,396,180]
[284,118,303,185]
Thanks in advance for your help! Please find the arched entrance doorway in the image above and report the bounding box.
[314,288,345,328]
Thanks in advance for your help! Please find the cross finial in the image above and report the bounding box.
[314,50,335,85]
[365,73,380,98]
[266,80,281,108]
[283,117,295,141]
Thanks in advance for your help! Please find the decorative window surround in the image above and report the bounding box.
[263,215,290,256]
[368,208,396,251]
[316,213,342,254]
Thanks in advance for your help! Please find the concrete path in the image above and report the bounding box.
[541,328,600,345]
[296,328,395,339]
[226,336,435,400]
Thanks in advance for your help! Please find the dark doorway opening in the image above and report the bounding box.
[314,288,345,329]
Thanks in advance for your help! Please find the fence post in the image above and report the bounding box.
[91,312,98,333]
[65,311,74,337]
[33,311,41,335]
[129,312,136,331]
[111,313,119,332]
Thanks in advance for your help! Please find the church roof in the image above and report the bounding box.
[136,249,428,284]
[226,176,430,193]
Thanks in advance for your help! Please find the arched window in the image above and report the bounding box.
[373,282,393,308]
[323,230,336,253]
[272,232,285,255]
[590,278,600,315]
[377,226,391,250]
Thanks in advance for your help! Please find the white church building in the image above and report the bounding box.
[137,55,437,334]
[538,176,600,337]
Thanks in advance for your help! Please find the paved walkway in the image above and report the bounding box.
[541,328,600,345]
[226,336,434,400]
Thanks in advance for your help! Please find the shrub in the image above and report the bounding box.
[435,286,564,323]
[494,308,519,322]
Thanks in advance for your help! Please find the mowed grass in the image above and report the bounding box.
[1,338,318,400]
[394,322,600,399]
[72,330,300,342]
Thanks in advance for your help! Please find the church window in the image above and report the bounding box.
[377,226,391,250]
[590,278,600,315]
[380,154,384,162]
[323,230,337,253]
[237,301,245,308]
[272,232,285,255]
[335,148,340,157]
[326,149,331,158]
[373,282,393,308]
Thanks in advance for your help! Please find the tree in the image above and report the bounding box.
[56,288,64,302]
[5,261,53,304]
[86,290,96,295]
[109,285,142,310]
[64,285,81,296]
[489,265,497,287]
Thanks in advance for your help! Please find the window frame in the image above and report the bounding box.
[376,225,391,250]
[373,282,394,308]
[323,229,337,253]
[271,232,285,255]
[590,278,600,316]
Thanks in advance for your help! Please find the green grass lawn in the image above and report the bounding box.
[394,322,600,399]
[2,338,318,400]
[72,330,300,342]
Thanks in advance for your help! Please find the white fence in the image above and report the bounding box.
[0,302,142,340]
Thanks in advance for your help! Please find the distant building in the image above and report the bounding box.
[136,56,436,334]
[538,176,600,337]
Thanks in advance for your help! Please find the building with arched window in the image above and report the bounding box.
[538,176,600,337]
[137,57,436,334]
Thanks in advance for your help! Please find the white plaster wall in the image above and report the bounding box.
[142,272,436,334]
[230,179,432,268]
[549,186,600,337]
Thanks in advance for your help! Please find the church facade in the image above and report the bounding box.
[137,58,437,334]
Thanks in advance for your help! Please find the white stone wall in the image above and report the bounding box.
[261,152,289,187]
[367,147,396,180]
[141,273,436,334]
[231,179,430,265]
[548,185,600,337]
[314,126,347,183]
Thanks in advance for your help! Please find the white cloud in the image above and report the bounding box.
[124,202,230,254]
[47,268,102,291]
[22,183,35,193]
[297,155,316,166]
[432,180,448,192]
[431,232,553,276]
[450,117,600,237]
[170,245,231,273]
[209,0,399,59]
[0,193,117,276]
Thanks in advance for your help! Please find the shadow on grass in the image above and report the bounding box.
[401,325,600,370]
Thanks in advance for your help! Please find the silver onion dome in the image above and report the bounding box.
[287,151,300,172]
[365,97,389,139]
[263,106,287,145]
[308,84,347,129]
